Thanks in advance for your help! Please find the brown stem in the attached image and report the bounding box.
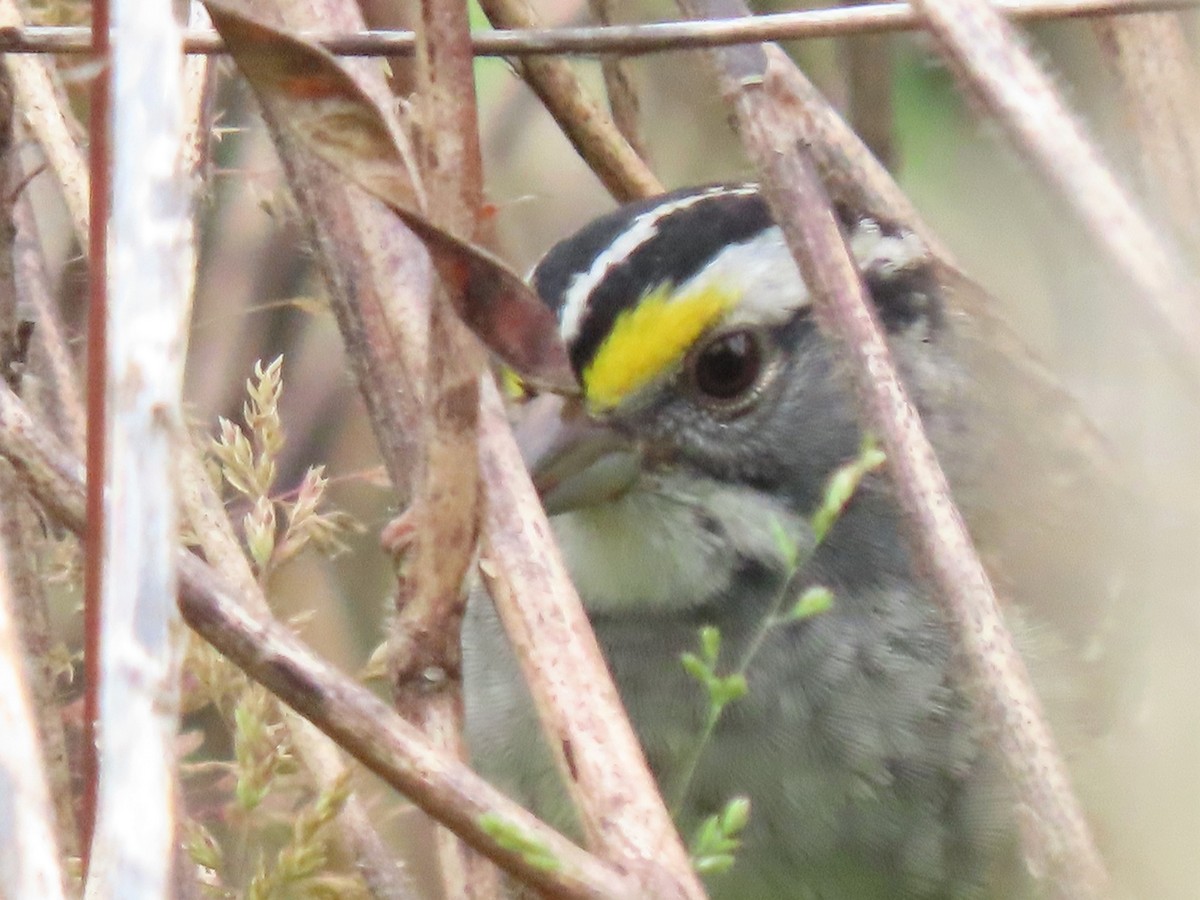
[1,0,1198,56]
[1092,13,1200,258]
[81,0,110,869]
[476,0,663,202]
[0,0,90,249]
[587,0,651,164]
[233,2,700,895]
[0,380,639,900]
[836,0,894,169]
[676,2,1110,896]
[0,61,81,868]
[389,1,496,896]
[477,378,706,900]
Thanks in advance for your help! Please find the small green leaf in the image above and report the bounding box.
[787,586,834,622]
[720,796,751,834]
[699,625,721,664]
[712,673,748,708]
[680,652,712,685]
[769,517,800,571]
[810,438,886,543]
[690,795,751,878]
[694,852,736,875]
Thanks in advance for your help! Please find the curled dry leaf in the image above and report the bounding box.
[203,0,578,396]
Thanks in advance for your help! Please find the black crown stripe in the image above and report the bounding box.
[532,185,940,383]
[534,186,774,377]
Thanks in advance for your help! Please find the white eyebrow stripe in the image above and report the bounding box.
[557,185,757,343]
[672,220,931,327]
[674,227,811,327]
[847,218,929,277]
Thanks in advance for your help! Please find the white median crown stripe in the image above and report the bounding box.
[557,185,757,344]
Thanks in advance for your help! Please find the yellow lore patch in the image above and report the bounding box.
[582,282,736,411]
[498,365,527,400]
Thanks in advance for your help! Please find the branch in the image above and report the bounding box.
[1092,13,1200,257]
[0,0,89,249]
[82,0,194,895]
[0,509,66,900]
[206,2,702,894]
[477,379,706,899]
[476,0,662,202]
[676,1,1109,896]
[0,60,80,865]
[0,381,639,900]
[0,0,1194,56]
[388,1,496,895]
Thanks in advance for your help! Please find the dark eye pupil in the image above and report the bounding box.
[693,330,761,400]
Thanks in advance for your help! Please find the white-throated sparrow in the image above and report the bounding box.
[464,184,1126,899]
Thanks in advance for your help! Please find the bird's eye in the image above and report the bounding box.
[688,328,766,407]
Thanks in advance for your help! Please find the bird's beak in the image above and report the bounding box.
[513,393,641,516]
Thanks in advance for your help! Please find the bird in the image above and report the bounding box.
[463,183,1128,899]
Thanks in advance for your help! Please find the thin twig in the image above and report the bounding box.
[836,0,894,168]
[263,0,431,494]
[587,0,651,163]
[80,0,110,870]
[1092,13,1200,256]
[0,62,80,866]
[0,0,89,250]
[184,10,424,899]
[677,2,1110,896]
[173,10,417,876]
[476,0,663,202]
[223,2,700,895]
[0,474,79,863]
[0,0,1194,56]
[13,194,86,455]
[388,1,496,896]
[0,507,67,900]
[0,381,639,900]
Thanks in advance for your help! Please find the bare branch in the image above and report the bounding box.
[0,0,89,250]
[0,0,1194,57]
[675,2,1110,896]
[13,195,86,455]
[0,75,80,870]
[477,378,706,900]
[587,0,651,164]
[0,511,66,900]
[1092,13,1200,256]
[83,0,194,895]
[836,0,894,168]
[388,1,496,895]
[210,2,700,895]
[81,0,112,864]
[0,382,640,900]
[476,0,663,202]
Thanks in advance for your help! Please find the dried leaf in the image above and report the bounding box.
[203,0,578,395]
